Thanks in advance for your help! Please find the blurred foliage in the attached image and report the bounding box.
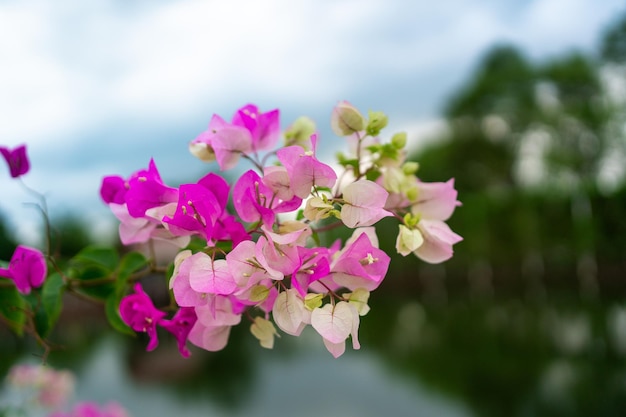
[49,216,98,258]
[0,214,16,261]
[403,12,626,297]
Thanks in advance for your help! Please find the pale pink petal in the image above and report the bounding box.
[323,338,346,358]
[272,289,306,336]
[412,179,460,221]
[262,166,294,201]
[187,322,232,352]
[311,302,353,344]
[414,219,463,264]
[341,180,391,228]
[189,256,237,295]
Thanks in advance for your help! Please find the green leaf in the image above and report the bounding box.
[365,168,382,182]
[117,252,148,283]
[311,230,321,247]
[69,246,119,301]
[0,283,26,336]
[75,281,115,301]
[71,246,120,273]
[105,294,134,336]
[215,240,233,253]
[41,273,64,337]
[33,306,50,338]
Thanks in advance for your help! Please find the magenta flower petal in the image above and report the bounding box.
[119,283,166,351]
[0,245,47,295]
[159,307,197,358]
[232,104,280,152]
[100,175,127,204]
[0,144,30,178]
[125,159,178,218]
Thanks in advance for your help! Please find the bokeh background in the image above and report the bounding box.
[2,1,626,416]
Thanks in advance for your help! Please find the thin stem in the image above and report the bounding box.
[242,153,264,173]
[311,220,344,234]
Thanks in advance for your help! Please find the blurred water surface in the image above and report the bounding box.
[4,293,626,417]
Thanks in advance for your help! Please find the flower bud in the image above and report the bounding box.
[366,110,388,136]
[402,161,419,175]
[189,141,216,162]
[391,132,407,149]
[331,101,365,136]
[395,224,424,256]
[304,197,334,222]
[406,186,419,202]
[345,288,371,316]
[250,284,270,302]
[284,116,316,149]
[304,293,324,311]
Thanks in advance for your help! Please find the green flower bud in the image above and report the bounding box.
[395,224,424,256]
[345,288,371,316]
[331,101,365,136]
[250,285,270,302]
[284,116,316,148]
[304,293,324,311]
[366,110,388,136]
[391,132,407,149]
[402,161,419,175]
[406,187,418,202]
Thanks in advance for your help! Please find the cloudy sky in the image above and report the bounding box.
[1,0,624,244]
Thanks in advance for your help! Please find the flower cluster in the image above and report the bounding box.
[2,364,130,417]
[102,102,462,358]
[6,363,75,409]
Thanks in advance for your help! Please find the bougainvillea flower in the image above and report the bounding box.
[411,179,460,221]
[291,247,330,297]
[395,224,424,257]
[171,253,218,307]
[340,179,391,228]
[262,165,294,201]
[125,159,178,218]
[190,114,253,170]
[0,144,30,178]
[330,232,390,291]
[311,301,360,358]
[162,173,229,241]
[188,296,241,351]
[159,307,197,358]
[0,245,47,295]
[272,288,307,336]
[413,219,463,264]
[233,170,276,225]
[231,104,280,152]
[225,240,277,288]
[188,253,237,296]
[99,175,127,204]
[119,283,166,351]
[276,135,337,199]
[211,214,251,248]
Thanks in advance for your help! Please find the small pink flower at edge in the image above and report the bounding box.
[0,144,30,178]
[0,245,47,294]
